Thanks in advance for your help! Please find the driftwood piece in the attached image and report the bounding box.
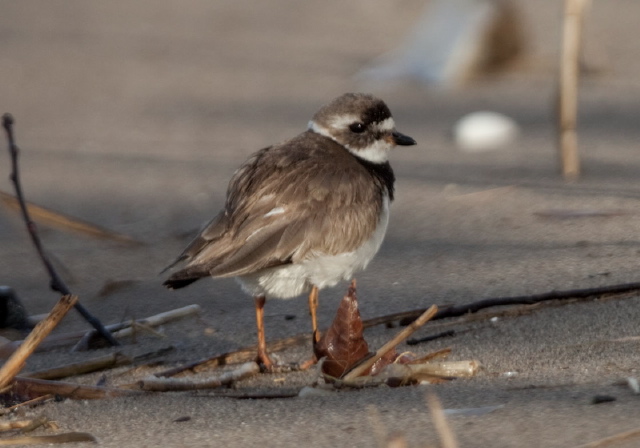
[0,432,97,445]
[343,305,438,381]
[136,362,260,392]
[5,377,142,401]
[330,359,480,389]
[0,295,78,389]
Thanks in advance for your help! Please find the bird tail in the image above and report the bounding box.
[163,276,200,289]
[163,262,213,289]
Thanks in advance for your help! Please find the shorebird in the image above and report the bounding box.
[163,93,416,369]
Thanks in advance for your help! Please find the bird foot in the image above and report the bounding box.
[256,352,315,373]
[297,355,318,371]
[256,352,296,373]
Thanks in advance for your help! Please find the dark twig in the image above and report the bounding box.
[2,113,119,346]
[407,330,456,346]
[397,281,640,327]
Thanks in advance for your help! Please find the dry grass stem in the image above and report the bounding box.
[0,432,97,445]
[576,427,640,448]
[558,0,589,180]
[0,295,78,389]
[343,305,438,381]
[366,405,388,448]
[427,392,459,448]
[0,416,48,432]
[0,190,143,246]
[385,433,408,448]
[8,377,142,401]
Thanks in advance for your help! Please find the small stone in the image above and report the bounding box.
[591,395,616,405]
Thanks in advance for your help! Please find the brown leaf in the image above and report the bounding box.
[314,280,370,378]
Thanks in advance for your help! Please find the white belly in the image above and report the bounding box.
[237,196,390,299]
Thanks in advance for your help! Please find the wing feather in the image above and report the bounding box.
[165,131,387,283]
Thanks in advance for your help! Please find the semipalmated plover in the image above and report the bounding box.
[163,93,416,369]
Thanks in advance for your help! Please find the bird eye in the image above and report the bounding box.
[349,122,366,134]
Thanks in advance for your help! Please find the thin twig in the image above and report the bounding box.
[0,295,78,389]
[153,333,310,378]
[407,330,456,346]
[1,114,118,347]
[136,362,260,391]
[343,305,438,381]
[0,394,54,415]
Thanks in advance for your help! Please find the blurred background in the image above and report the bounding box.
[1,0,640,332]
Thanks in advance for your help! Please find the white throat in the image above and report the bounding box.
[308,119,393,164]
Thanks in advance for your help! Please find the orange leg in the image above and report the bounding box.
[308,285,320,344]
[254,295,273,369]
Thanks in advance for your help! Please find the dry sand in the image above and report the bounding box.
[1,1,640,446]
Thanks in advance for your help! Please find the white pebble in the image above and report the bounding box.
[454,111,519,152]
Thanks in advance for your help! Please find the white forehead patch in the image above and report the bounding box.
[374,117,395,132]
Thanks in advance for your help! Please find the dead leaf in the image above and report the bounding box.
[314,280,370,378]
